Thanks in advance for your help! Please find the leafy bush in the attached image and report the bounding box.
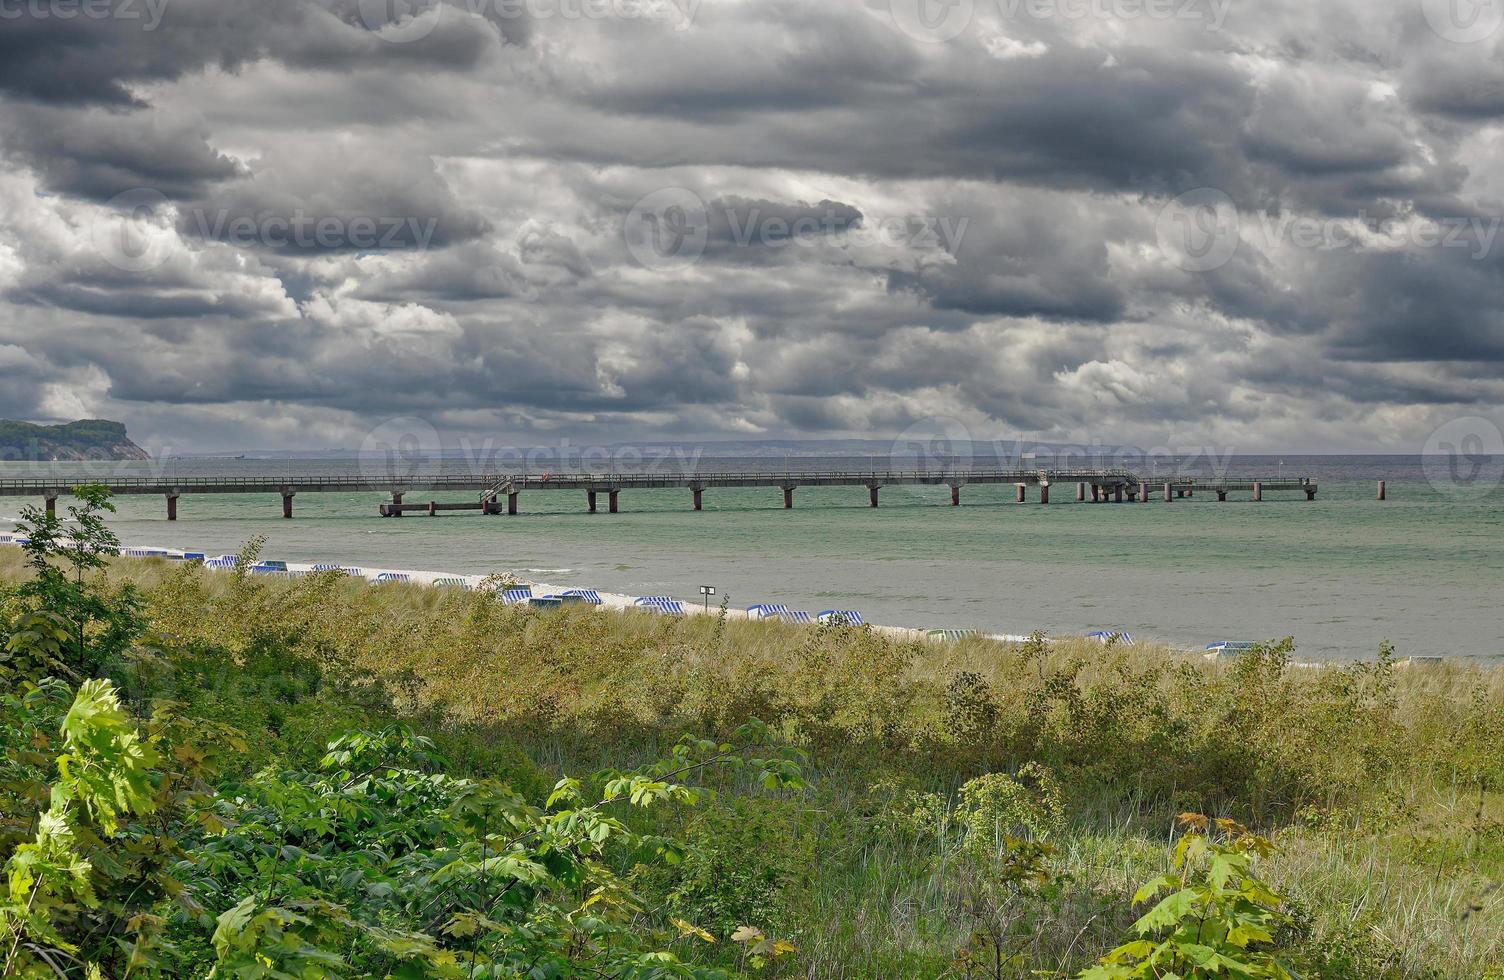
[1080,814,1295,980]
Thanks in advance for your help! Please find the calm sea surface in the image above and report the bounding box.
[3,454,1500,661]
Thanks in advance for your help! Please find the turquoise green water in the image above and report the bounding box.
[3,462,1498,660]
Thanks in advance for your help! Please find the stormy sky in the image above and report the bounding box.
[2,0,1503,454]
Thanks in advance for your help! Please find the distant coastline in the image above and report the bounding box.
[0,419,148,462]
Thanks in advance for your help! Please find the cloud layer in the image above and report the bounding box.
[1,0,1502,453]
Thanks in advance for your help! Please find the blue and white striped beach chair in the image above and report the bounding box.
[502,587,533,604]
[817,610,864,626]
[1086,630,1133,645]
[562,589,603,605]
[782,610,814,624]
[433,577,471,589]
[634,597,685,616]
[747,603,793,621]
[373,572,410,585]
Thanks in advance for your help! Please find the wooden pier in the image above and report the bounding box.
[0,468,1324,520]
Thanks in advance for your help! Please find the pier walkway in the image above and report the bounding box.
[0,467,1321,519]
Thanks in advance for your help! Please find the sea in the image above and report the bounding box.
[2,453,1500,661]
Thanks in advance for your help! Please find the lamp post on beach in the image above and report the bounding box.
[700,585,716,611]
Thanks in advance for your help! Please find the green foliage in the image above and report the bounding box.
[650,797,816,942]
[182,721,804,977]
[1,679,161,976]
[11,484,144,676]
[1080,815,1295,980]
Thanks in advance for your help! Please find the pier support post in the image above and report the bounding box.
[868,485,879,508]
[1015,484,1026,504]
[1377,480,1386,501]
[428,500,437,517]
[166,494,178,521]
[1139,481,1149,504]
[692,488,703,511]
[609,490,619,513]
[1077,482,1086,501]
[1163,482,1173,503]
[1305,487,1317,500]
[1252,482,1263,502]
[483,494,498,515]
[282,492,295,519]
[950,484,961,506]
[1090,484,1100,503]
[390,492,403,518]
[508,492,519,515]
[1039,484,1049,504]
[1114,485,1123,503]
[1216,490,1227,502]
[44,495,56,517]
[783,486,794,509]
[588,490,597,513]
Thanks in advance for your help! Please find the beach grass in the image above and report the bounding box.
[3,545,1504,976]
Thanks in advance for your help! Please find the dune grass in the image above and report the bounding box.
[4,544,1504,976]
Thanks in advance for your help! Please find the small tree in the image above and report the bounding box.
[11,484,142,676]
[1079,814,1295,980]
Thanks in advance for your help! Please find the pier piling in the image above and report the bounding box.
[1377,480,1386,501]
[587,490,597,513]
[869,486,880,508]
[508,492,519,515]
[609,490,619,513]
[1039,484,1050,504]
[390,492,403,518]
[166,494,178,521]
[1115,485,1123,503]
[282,492,295,519]
[783,486,794,509]
[1163,482,1173,503]
[1077,482,1086,501]
[1015,484,1026,504]
[1253,482,1263,502]
[950,485,961,506]
[1139,481,1149,504]
[693,488,703,510]
[44,495,56,517]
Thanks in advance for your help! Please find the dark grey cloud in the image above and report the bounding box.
[1,0,1503,451]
